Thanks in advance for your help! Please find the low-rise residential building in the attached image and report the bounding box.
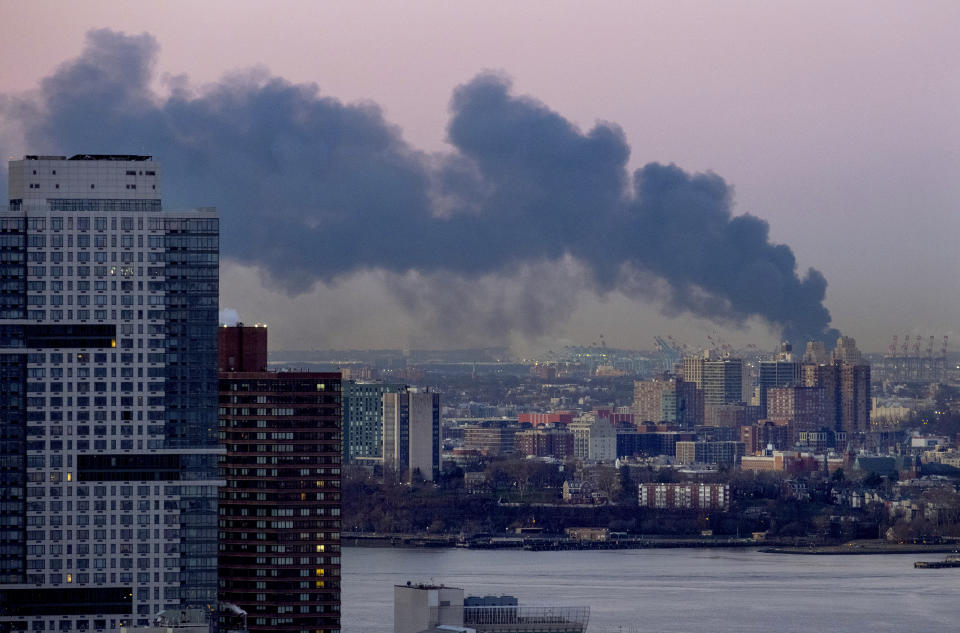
[617,430,696,458]
[675,441,745,467]
[570,415,617,463]
[463,420,519,456]
[638,483,731,510]
[518,411,575,426]
[515,427,574,460]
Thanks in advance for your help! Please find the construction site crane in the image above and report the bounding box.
[654,336,683,371]
[889,335,898,357]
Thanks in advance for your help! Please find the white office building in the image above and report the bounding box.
[0,155,221,632]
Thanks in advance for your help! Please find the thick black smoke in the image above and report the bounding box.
[1,29,838,345]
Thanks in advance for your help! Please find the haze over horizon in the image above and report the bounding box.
[2,1,958,354]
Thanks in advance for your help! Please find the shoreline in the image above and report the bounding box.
[760,542,960,555]
[342,533,960,555]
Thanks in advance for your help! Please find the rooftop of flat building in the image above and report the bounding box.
[396,582,460,591]
[22,154,153,161]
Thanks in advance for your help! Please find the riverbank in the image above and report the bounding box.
[342,532,960,554]
[343,531,765,550]
[760,539,960,555]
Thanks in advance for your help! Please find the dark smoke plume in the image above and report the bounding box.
[0,29,838,345]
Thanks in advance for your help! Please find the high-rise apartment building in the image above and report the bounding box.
[701,358,745,406]
[632,375,702,426]
[832,336,863,364]
[766,386,826,433]
[218,370,342,633]
[382,390,440,481]
[839,363,871,435]
[514,428,574,460]
[660,378,703,427]
[757,360,801,417]
[632,376,670,423]
[680,356,704,388]
[341,381,406,464]
[803,337,871,438]
[217,325,341,633]
[803,341,828,364]
[569,416,617,463]
[0,155,220,630]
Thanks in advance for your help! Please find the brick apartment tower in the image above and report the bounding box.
[218,326,342,633]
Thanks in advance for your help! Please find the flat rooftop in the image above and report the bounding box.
[22,154,153,161]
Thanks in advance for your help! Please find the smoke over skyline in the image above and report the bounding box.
[2,29,838,347]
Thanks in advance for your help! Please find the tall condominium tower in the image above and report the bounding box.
[0,155,220,631]
[804,361,871,437]
[382,390,440,482]
[632,375,702,426]
[701,358,745,406]
[757,359,801,417]
[341,381,406,465]
[217,326,342,633]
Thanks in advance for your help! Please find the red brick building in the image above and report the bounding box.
[514,428,574,459]
[638,483,730,510]
[217,326,341,633]
[518,411,575,426]
[767,386,826,432]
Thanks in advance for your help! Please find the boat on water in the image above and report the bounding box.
[915,555,960,568]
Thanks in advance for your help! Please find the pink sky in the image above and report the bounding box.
[2,1,959,352]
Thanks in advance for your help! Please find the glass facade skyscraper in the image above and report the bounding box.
[0,155,221,631]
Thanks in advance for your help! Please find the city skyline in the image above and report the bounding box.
[2,2,959,353]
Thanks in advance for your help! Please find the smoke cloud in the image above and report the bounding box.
[1,29,838,346]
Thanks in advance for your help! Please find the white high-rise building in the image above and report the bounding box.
[382,390,440,481]
[0,155,221,632]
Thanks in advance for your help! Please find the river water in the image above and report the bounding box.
[341,546,959,633]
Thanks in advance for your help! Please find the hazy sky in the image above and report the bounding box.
[1,1,958,354]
